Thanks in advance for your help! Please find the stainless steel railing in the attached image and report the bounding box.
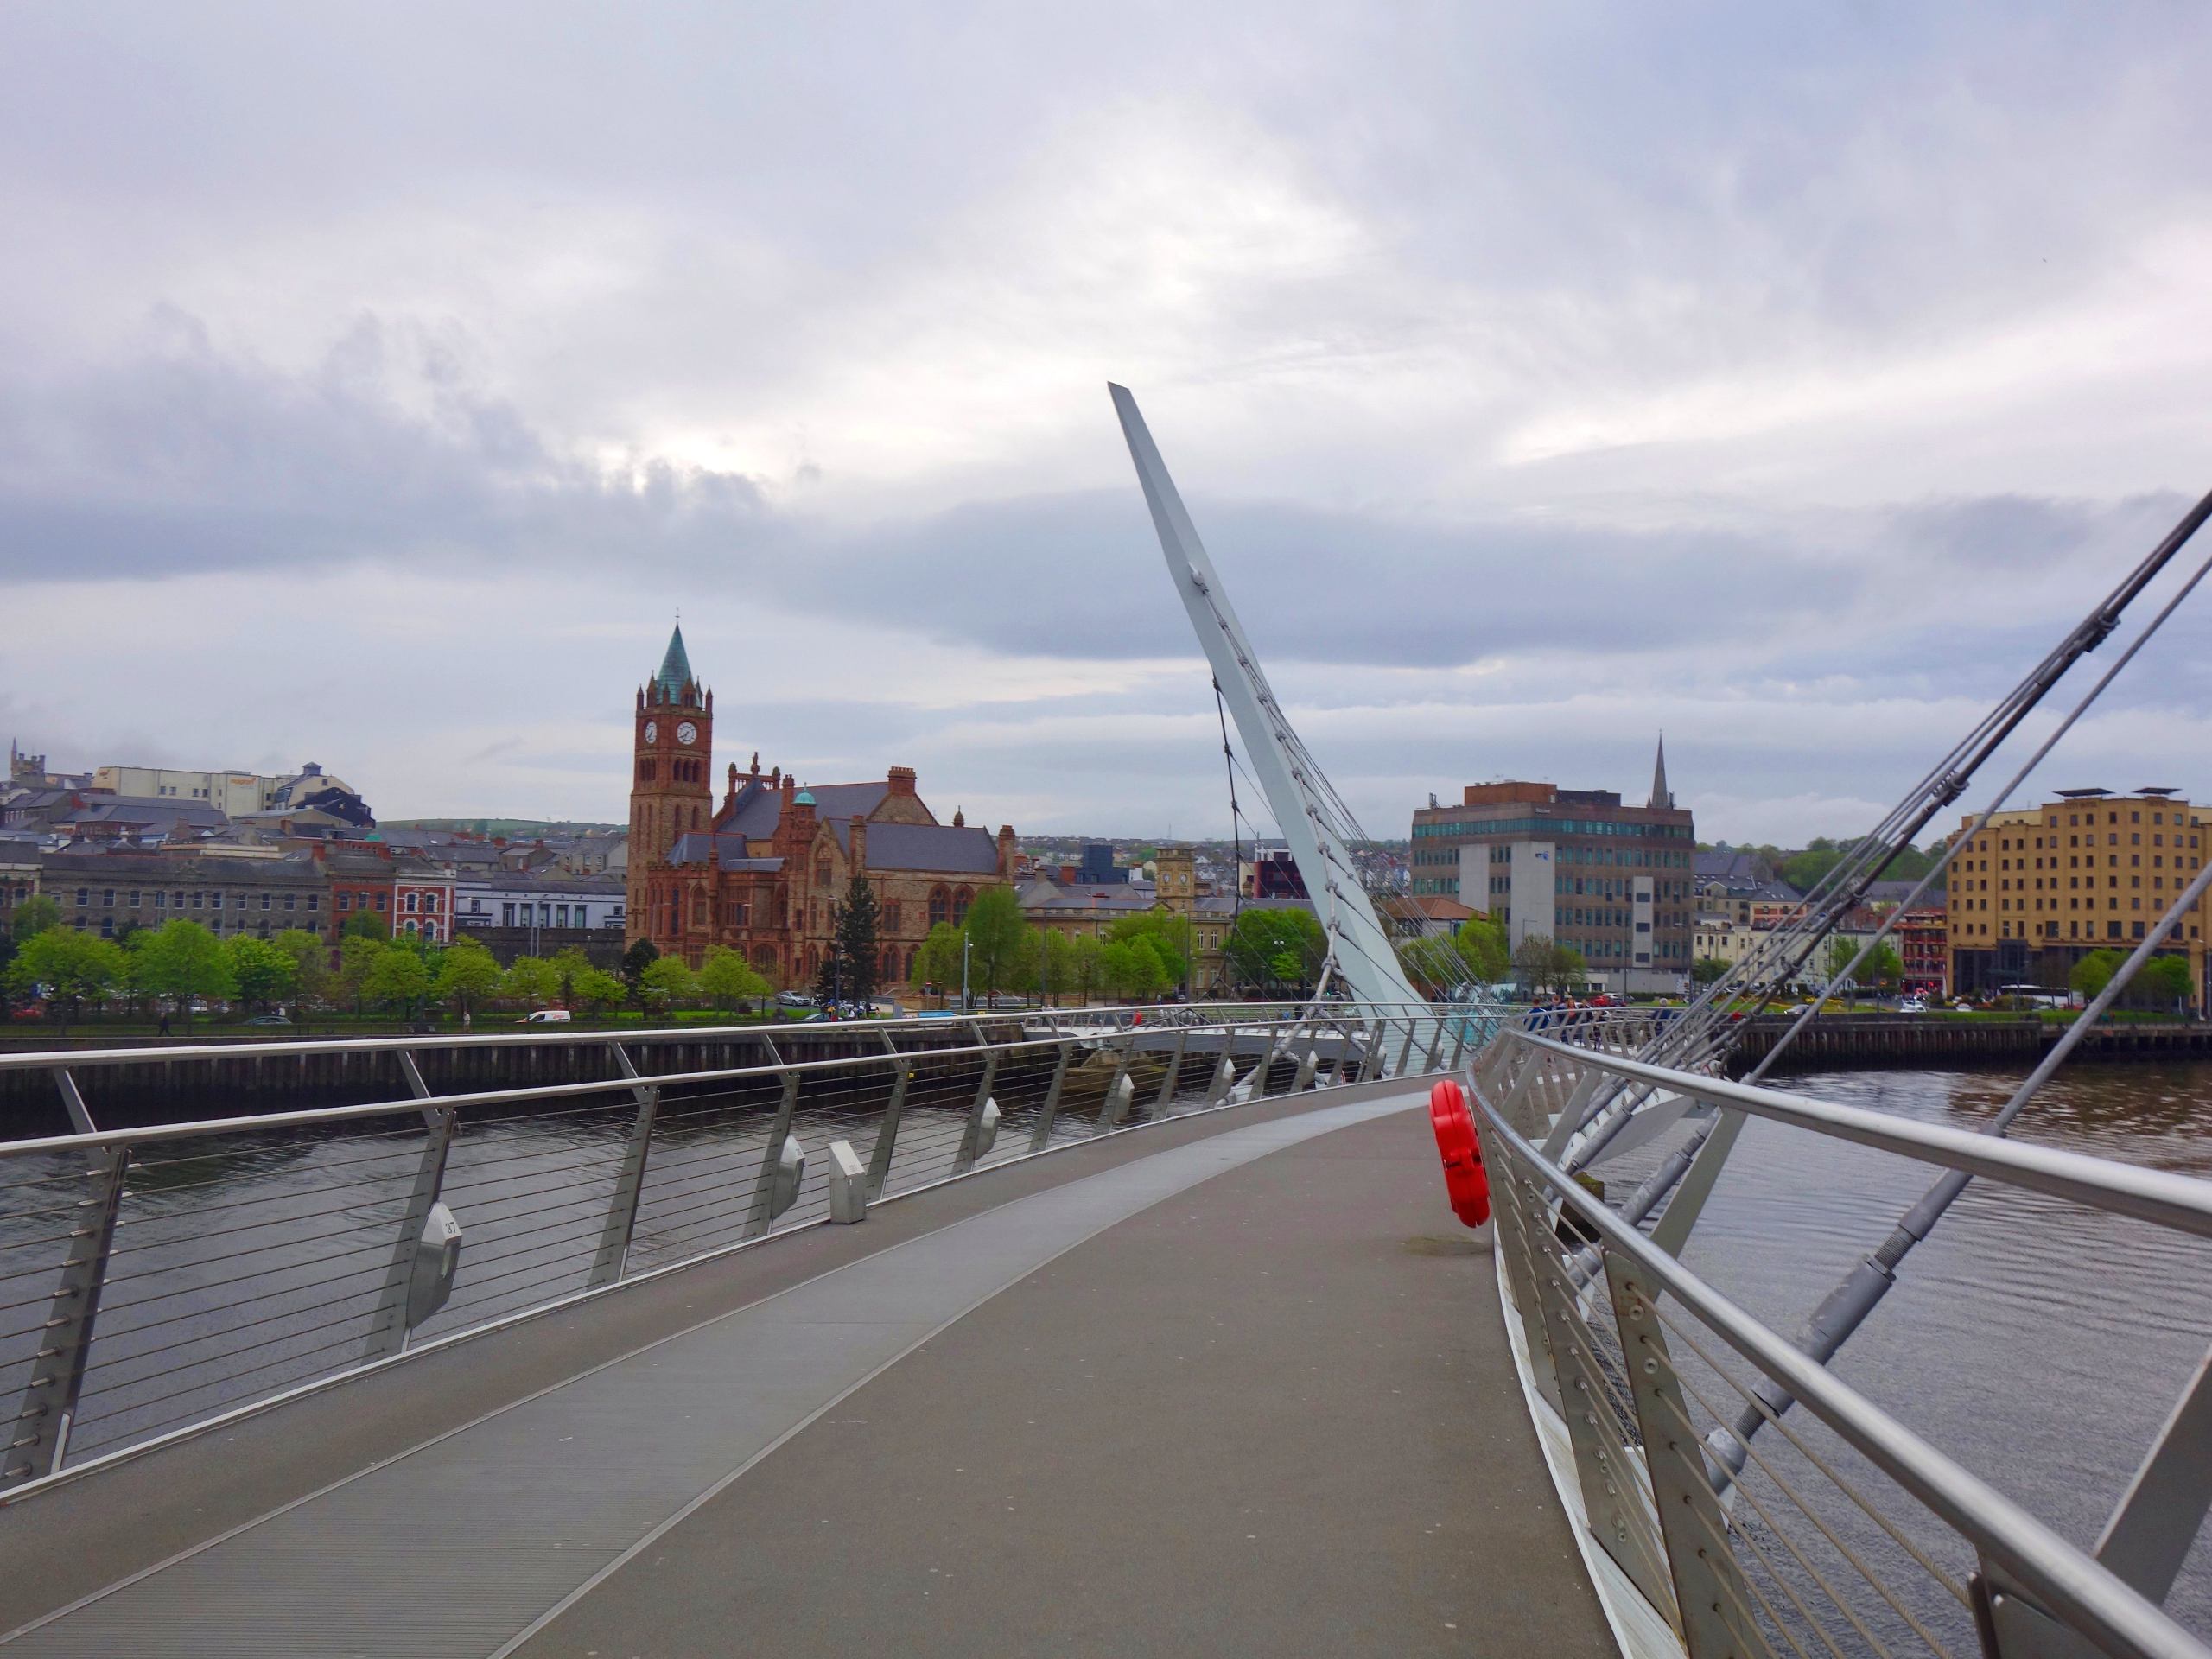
[0,1000,1470,1499]
[1472,1023,2212,1659]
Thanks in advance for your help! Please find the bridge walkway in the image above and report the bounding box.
[0,1081,1610,1658]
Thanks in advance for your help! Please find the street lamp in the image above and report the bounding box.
[961,934,972,1012]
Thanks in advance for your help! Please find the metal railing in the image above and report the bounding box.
[0,999,1472,1499]
[1473,1021,2212,1659]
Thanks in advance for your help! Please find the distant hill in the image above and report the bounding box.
[379,818,625,837]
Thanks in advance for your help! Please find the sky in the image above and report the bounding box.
[7,3,2212,847]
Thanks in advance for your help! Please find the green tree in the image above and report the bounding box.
[1100,934,1169,1001]
[640,954,697,1012]
[910,922,964,1004]
[572,965,627,1014]
[1224,909,1327,993]
[132,918,232,1031]
[340,909,390,942]
[226,934,301,1011]
[1070,934,1104,1006]
[835,876,883,1008]
[272,928,336,1005]
[1860,940,1904,992]
[503,954,562,1007]
[435,937,504,1017]
[5,928,129,1032]
[698,944,772,1013]
[1454,916,1510,983]
[550,945,593,1009]
[1510,932,1586,996]
[337,932,384,1013]
[811,935,848,1007]
[962,887,1031,1004]
[2139,954,2194,1010]
[1691,956,1730,987]
[1107,910,1190,993]
[621,938,660,1005]
[1037,930,1077,1007]
[360,943,431,1017]
[10,894,61,944]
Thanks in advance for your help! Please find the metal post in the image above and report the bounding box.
[951,1047,1001,1176]
[1523,1211,1676,1618]
[588,1044,660,1288]
[5,1144,128,1486]
[1423,1015,1446,1072]
[1446,1017,1469,1072]
[363,1098,457,1362]
[52,1068,95,1135]
[867,1056,913,1199]
[1101,1030,1136,1125]
[2093,1341,2212,1604]
[1601,1249,1764,1659]
[1027,1042,1076,1153]
[1395,1019,1417,1077]
[1363,1019,1384,1080]
[745,1068,804,1238]
[1153,1030,1188,1114]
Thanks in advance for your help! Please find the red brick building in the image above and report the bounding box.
[626,626,1016,984]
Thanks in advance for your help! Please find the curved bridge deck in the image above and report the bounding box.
[0,1079,1605,1658]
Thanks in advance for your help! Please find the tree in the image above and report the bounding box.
[435,938,504,1017]
[340,910,390,943]
[1107,910,1190,994]
[5,928,128,1032]
[1860,940,1904,993]
[1691,957,1730,987]
[10,894,61,944]
[1069,935,1104,1006]
[963,887,1031,1004]
[226,935,300,1011]
[2139,954,2194,1010]
[1454,917,1510,984]
[503,954,562,1007]
[698,944,772,1013]
[910,923,964,1003]
[1224,909,1327,994]
[1100,934,1169,1001]
[359,943,431,1017]
[1037,931,1077,1007]
[835,876,883,1008]
[572,965,627,1014]
[621,938,660,1005]
[639,954,697,1012]
[1511,933,1585,997]
[811,934,848,1008]
[272,928,337,1005]
[131,918,232,1031]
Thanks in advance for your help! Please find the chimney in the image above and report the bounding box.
[996,823,1015,878]
[887,766,917,798]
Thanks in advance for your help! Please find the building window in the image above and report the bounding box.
[103,889,115,907]
[307,896,319,911]
[929,887,950,928]
[501,903,516,926]
[883,901,901,932]
[375,893,388,912]
[283,894,296,911]
[260,894,271,910]
[153,891,167,909]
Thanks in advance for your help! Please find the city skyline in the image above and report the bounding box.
[8,7,2212,844]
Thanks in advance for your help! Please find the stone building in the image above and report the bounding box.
[625,626,1016,982]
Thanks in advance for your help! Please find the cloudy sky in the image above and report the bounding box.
[8,4,2212,846]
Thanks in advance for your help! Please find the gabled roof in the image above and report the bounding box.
[840,819,999,874]
[716,778,914,842]
[668,830,785,873]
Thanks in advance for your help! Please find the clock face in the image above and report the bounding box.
[676,721,698,746]
[643,721,658,744]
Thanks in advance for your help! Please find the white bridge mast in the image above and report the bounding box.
[1109,384,1424,1011]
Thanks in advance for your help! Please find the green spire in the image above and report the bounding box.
[654,622,693,698]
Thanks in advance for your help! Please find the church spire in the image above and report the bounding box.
[654,621,693,700]
[1648,733,1673,810]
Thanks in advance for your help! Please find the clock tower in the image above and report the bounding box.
[626,622,713,947]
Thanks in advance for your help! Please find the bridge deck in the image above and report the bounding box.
[0,1083,1609,1658]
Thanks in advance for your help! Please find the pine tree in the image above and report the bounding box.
[836,876,882,1010]
[812,925,847,1008]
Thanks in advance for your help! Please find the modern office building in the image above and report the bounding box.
[1408,741,1695,994]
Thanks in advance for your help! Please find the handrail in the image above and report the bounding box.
[0,1014,1346,1159]
[1472,1088,2212,1659]
[1510,1027,2212,1238]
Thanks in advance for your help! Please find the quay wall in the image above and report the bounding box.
[1726,1016,2212,1077]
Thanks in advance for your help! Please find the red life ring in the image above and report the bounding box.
[1427,1078,1491,1228]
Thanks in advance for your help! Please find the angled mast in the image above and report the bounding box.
[1109,384,1423,1010]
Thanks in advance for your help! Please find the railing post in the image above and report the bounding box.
[1603,1249,1765,1659]
[745,1067,804,1237]
[1423,1014,1446,1072]
[1153,1030,1188,1114]
[1395,1019,1418,1077]
[1490,1148,1561,1410]
[951,1046,1002,1176]
[588,1043,659,1288]
[5,1143,128,1486]
[1027,1041,1076,1153]
[1446,1016,1469,1071]
[362,1092,457,1362]
[867,1052,913,1198]
[1524,1219,1676,1620]
[1097,1029,1138,1130]
[1363,1019,1384,1080]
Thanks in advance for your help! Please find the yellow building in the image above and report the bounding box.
[1944,790,2207,999]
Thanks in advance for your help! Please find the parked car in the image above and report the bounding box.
[243,1014,293,1027]
[1899,996,1928,1014]
[773,991,813,1010]
[523,1008,574,1025]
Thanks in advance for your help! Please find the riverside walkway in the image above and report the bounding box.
[0,1077,1611,1658]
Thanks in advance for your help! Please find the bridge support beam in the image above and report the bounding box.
[588,1043,659,1288]
[951,1050,1001,1176]
[5,1144,128,1486]
[1027,1042,1076,1153]
[866,1055,912,1199]
[1153,1031,1188,1115]
[363,1054,455,1363]
[745,1070,804,1238]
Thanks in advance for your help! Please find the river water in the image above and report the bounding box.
[1598,1061,2212,1648]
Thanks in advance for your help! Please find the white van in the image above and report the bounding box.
[523,1008,574,1025]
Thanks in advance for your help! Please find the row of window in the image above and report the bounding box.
[1414,818,1694,843]
[1957,918,2206,943]
[72,887,316,912]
